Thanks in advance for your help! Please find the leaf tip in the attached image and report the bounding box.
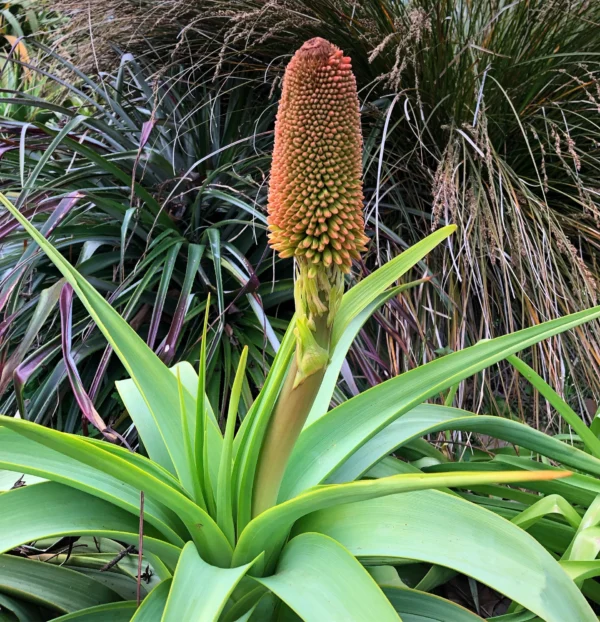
[544,470,572,480]
[522,469,572,482]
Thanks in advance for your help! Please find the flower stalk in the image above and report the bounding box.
[253,37,366,516]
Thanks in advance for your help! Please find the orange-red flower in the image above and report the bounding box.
[267,37,367,275]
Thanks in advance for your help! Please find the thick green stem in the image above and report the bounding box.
[252,316,331,517]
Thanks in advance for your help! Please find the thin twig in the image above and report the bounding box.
[100,545,135,572]
[137,491,145,607]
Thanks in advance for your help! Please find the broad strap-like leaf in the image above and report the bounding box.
[0,591,44,622]
[196,300,216,517]
[331,225,456,348]
[511,494,581,531]
[255,533,400,621]
[561,560,600,584]
[217,347,248,546]
[231,608,258,622]
[0,416,232,567]
[0,427,187,545]
[53,602,138,621]
[176,368,206,509]
[162,542,253,622]
[113,377,174,478]
[561,494,600,562]
[0,481,182,570]
[220,587,267,622]
[327,404,600,485]
[488,613,538,622]
[381,586,484,621]
[0,555,122,614]
[130,581,172,622]
[0,192,198,494]
[507,355,600,458]
[281,304,600,500]
[292,490,595,622]
[232,469,568,569]
[116,362,224,493]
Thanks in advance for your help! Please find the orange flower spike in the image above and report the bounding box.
[267,38,368,386]
[267,37,367,276]
[253,40,367,515]
[268,39,367,383]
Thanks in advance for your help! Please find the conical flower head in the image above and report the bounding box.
[267,37,367,275]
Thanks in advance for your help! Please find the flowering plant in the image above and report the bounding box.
[0,39,599,621]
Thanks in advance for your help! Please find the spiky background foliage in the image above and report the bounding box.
[53,0,600,427]
[0,48,293,433]
[1,0,63,40]
[1,1,67,121]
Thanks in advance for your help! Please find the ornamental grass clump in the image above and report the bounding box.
[2,39,600,621]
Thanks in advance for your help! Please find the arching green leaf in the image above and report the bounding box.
[162,543,253,621]
[328,404,600,485]
[255,533,399,621]
[381,586,484,621]
[293,491,595,622]
[233,470,568,568]
[0,481,182,569]
[0,555,122,614]
[131,581,171,622]
[282,305,600,500]
[53,602,137,621]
